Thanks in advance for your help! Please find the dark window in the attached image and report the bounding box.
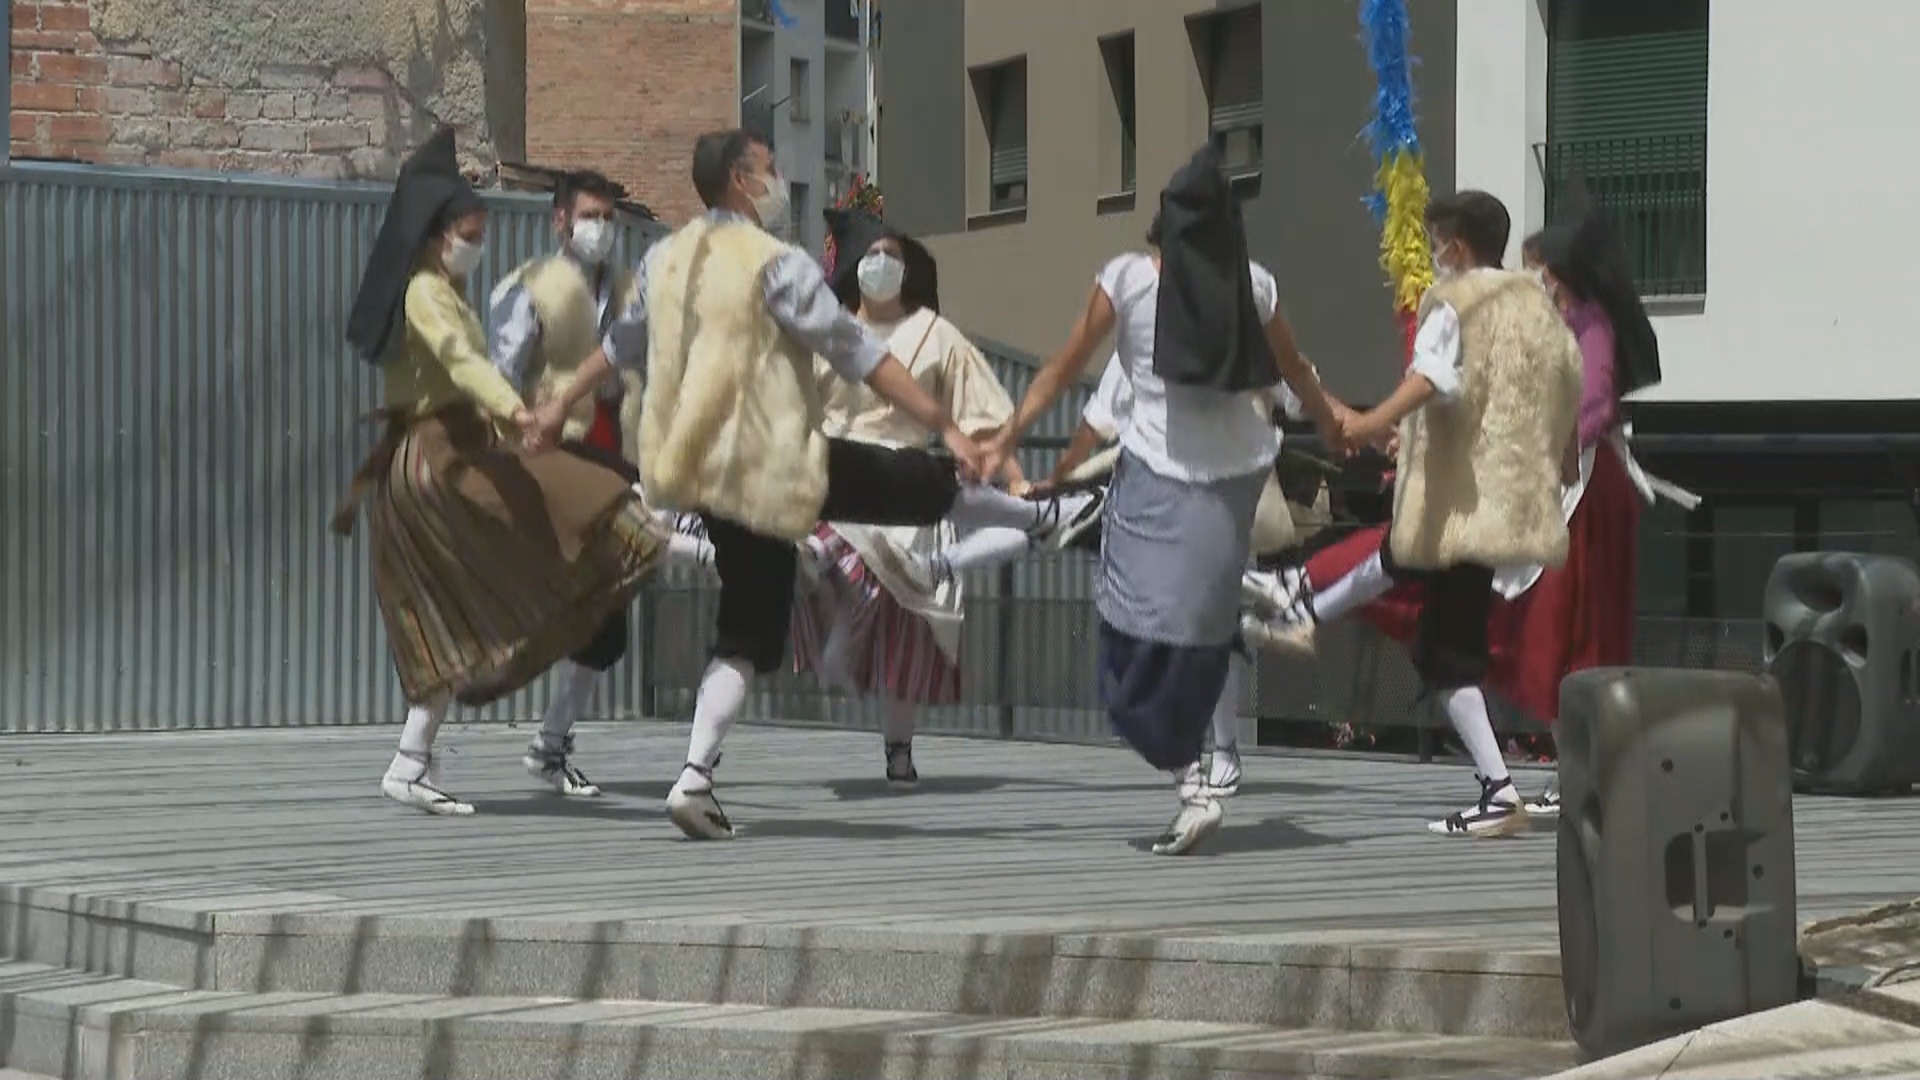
[1100,33,1137,193]
[1191,5,1263,178]
[972,58,1028,212]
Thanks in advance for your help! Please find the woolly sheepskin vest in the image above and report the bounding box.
[638,217,827,540]
[493,255,639,445]
[1390,269,1583,571]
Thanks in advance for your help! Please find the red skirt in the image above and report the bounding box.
[582,398,623,456]
[1303,441,1641,723]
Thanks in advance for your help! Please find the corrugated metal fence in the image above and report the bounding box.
[0,163,1108,735]
[0,163,1775,742]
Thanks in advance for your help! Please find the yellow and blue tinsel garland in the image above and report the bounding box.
[1359,0,1432,351]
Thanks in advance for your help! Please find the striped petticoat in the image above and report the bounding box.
[790,524,961,705]
[333,405,667,707]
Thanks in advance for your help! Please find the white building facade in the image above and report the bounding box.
[1453,0,1920,404]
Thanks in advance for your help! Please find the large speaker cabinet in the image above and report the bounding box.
[1556,668,1799,1060]
[1763,551,1920,795]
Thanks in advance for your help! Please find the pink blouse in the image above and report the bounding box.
[1563,297,1618,449]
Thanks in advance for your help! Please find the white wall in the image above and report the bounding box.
[1455,0,1920,403]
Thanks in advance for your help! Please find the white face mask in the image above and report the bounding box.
[569,218,615,265]
[444,236,484,278]
[747,169,790,233]
[856,251,905,302]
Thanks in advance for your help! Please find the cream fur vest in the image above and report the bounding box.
[638,218,827,540]
[1390,270,1583,571]
[495,255,639,444]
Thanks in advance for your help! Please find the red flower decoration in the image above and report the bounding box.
[822,173,885,274]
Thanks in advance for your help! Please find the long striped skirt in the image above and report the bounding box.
[790,525,961,706]
[335,405,667,707]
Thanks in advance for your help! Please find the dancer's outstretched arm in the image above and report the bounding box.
[982,285,1116,481]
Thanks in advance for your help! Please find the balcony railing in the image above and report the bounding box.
[1534,133,1707,298]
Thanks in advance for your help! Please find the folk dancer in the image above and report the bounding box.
[788,208,1094,789]
[1033,339,1330,797]
[1333,191,1583,837]
[980,145,1347,856]
[1244,208,1694,819]
[334,127,668,816]
[486,167,716,798]
[608,128,1101,840]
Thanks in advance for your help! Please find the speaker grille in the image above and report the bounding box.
[1774,640,1863,776]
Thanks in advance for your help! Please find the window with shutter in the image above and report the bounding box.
[977,59,1028,212]
[1191,5,1264,179]
[1541,0,1708,297]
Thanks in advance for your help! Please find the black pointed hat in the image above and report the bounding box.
[346,126,484,364]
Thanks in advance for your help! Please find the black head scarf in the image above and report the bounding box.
[822,207,940,315]
[346,126,484,364]
[1152,143,1276,392]
[1537,202,1662,396]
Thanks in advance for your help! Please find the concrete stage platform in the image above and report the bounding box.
[1,724,1915,1079]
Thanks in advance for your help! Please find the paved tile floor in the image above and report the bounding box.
[0,723,1912,942]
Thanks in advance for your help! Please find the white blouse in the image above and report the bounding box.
[1093,251,1284,483]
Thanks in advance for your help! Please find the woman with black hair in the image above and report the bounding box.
[1491,214,1695,811]
[334,128,669,815]
[790,209,1099,790]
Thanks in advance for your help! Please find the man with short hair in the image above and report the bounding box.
[604,128,1098,840]
[1340,190,1583,838]
[487,167,710,799]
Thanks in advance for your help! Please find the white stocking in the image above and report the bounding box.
[538,661,599,743]
[1312,551,1392,623]
[677,657,752,793]
[1211,653,1245,750]
[881,698,917,744]
[390,697,449,778]
[1439,686,1509,786]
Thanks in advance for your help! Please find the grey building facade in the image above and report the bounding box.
[878,0,1458,404]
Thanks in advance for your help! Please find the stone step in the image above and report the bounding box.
[0,879,1568,1041]
[0,961,1575,1080]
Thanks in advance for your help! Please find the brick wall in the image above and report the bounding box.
[7,0,474,180]
[526,0,737,224]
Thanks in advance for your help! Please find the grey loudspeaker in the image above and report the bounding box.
[1763,552,1920,795]
[1555,668,1799,1060]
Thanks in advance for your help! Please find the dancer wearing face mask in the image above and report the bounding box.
[334,128,670,815]
[485,168,716,799]
[1332,191,1582,838]
[1245,211,1693,821]
[787,210,1098,789]
[605,129,1098,839]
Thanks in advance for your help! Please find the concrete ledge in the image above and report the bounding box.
[0,881,1569,1041]
[0,962,1573,1080]
[1545,981,1920,1078]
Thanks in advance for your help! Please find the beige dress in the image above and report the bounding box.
[790,307,1014,701]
